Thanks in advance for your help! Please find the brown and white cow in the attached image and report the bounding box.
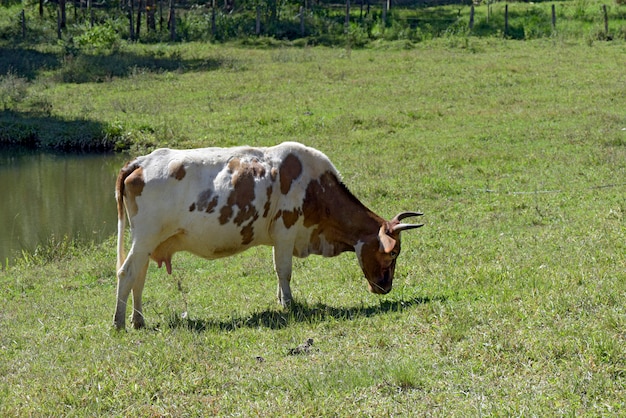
[114,142,422,330]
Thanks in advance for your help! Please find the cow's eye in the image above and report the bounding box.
[390,251,398,258]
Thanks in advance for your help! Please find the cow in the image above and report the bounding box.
[114,142,423,330]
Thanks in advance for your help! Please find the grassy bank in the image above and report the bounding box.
[1,39,625,414]
[1,0,625,149]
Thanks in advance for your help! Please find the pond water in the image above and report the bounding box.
[0,149,129,267]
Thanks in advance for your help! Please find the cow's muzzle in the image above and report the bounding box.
[367,270,392,294]
[368,282,392,294]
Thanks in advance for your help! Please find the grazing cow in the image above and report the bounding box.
[114,142,422,330]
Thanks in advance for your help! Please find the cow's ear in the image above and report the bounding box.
[378,225,396,253]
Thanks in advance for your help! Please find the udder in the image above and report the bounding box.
[150,231,186,274]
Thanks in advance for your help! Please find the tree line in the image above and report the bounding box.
[5,0,625,45]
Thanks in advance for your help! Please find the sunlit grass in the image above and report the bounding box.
[1,39,625,415]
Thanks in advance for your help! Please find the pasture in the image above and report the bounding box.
[1,38,625,415]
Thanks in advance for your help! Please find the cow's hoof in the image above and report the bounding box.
[131,313,145,329]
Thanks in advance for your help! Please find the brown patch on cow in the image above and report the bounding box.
[206,196,219,213]
[309,226,322,249]
[228,157,266,178]
[241,223,255,245]
[302,171,368,228]
[190,191,219,213]
[125,166,145,196]
[302,171,328,228]
[192,189,217,213]
[279,153,303,195]
[116,161,139,221]
[169,160,186,180]
[250,158,267,177]
[263,186,273,217]
[197,189,212,210]
[274,208,302,229]
[219,157,271,244]
[283,209,301,228]
[219,205,234,224]
[227,157,241,174]
[219,158,265,225]
[234,205,257,226]
[123,166,145,217]
[270,167,278,181]
[301,170,380,255]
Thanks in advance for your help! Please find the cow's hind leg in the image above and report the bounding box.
[114,249,149,330]
[130,260,149,329]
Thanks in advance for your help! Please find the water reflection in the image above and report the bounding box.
[0,149,129,266]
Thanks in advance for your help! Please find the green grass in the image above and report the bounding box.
[1,39,626,415]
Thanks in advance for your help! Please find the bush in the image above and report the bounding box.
[0,69,28,110]
[75,23,121,52]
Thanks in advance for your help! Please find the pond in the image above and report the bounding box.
[0,149,129,267]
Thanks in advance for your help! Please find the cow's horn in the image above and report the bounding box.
[392,223,424,233]
[390,211,423,233]
[391,211,423,223]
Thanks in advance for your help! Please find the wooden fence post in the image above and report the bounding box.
[255,5,261,36]
[469,4,474,30]
[146,0,156,31]
[21,9,26,38]
[504,4,508,37]
[345,0,350,29]
[57,7,62,39]
[59,0,66,29]
[169,0,175,41]
[551,4,556,32]
[382,0,387,29]
[602,4,608,37]
[159,0,164,32]
[300,6,305,36]
[211,0,216,38]
[136,0,142,38]
[128,0,135,41]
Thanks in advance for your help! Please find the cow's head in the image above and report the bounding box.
[356,212,423,295]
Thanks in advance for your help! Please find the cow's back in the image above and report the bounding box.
[121,142,339,262]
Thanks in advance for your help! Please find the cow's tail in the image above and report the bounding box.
[115,161,137,272]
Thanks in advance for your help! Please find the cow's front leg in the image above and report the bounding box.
[272,245,293,307]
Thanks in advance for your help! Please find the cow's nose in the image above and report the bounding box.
[368,282,391,295]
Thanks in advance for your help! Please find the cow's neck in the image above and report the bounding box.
[302,171,382,256]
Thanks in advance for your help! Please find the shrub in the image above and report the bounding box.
[75,23,121,52]
[0,69,28,110]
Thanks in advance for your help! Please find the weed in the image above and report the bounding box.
[0,68,28,110]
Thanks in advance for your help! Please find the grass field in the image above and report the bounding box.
[1,38,625,415]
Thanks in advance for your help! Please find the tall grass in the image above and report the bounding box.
[0,39,625,414]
